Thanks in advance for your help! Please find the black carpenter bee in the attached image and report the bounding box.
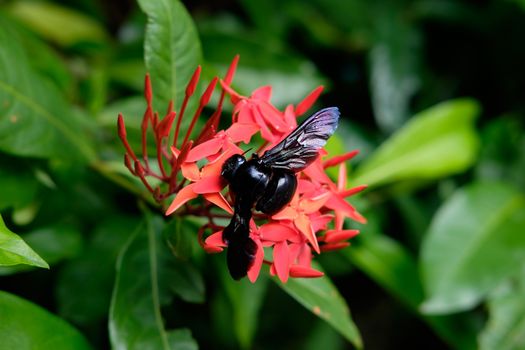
[220,107,340,280]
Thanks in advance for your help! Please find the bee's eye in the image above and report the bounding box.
[221,154,246,182]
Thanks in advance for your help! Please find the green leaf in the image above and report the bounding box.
[57,217,138,326]
[345,232,477,349]
[217,260,268,349]
[0,215,48,269]
[369,7,421,133]
[0,21,96,161]
[137,0,203,111]
[109,212,198,350]
[0,160,39,211]
[6,0,108,46]
[480,267,525,350]
[346,233,424,308]
[163,217,198,261]
[0,290,91,350]
[353,99,480,187]
[420,182,525,314]
[277,264,362,349]
[475,116,525,191]
[1,15,73,94]
[0,225,82,275]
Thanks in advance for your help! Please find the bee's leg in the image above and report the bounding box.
[255,171,297,215]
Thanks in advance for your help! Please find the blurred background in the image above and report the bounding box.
[1,0,525,349]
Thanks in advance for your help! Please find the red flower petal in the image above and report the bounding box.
[237,105,255,124]
[203,143,243,174]
[304,160,333,185]
[295,86,323,116]
[205,230,227,248]
[252,86,272,101]
[323,229,360,243]
[166,184,197,215]
[297,244,312,266]
[193,175,224,194]
[204,246,223,253]
[224,55,239,85]
[262,240,275,248]
[297,179,317,194]
[226,123,259,144]
[320,242,350,252]
[203,192,233,214]
[310,214,334,232]
[180,162,200,181]
[323,150,359,169]
[272,206,298,220]
[273,241,290,283]
[326,194,367,224]
[220,80,243,104]
[186,137,224,162]
[253,106,277,143]
[258,102,288,133]
[288,243,302,263]
[299,192,330,214]
[170,146,181,158]
[294,213,320,253]
[339,184,368,198]
[337,163,347,191]
[269,263,277,276]
[289,265,324,278]
[283,105,297,130]
[260,222,297,242]
[248,237,264,283]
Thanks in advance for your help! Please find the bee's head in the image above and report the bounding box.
[221,154,246,182]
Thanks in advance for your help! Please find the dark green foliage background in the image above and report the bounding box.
[1,0,525,349]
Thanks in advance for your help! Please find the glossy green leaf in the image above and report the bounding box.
[7,0,108,46]
[163,217,197,261]
[302,320,344,350]
[421,182,525,314]
[57,217,137,326]
[347,233,424,308]
[109,213,198,350]
[1,15,72,94]
[137,0,202,111]
[0,215,48,269]
[345,232,477,349]
[480,268,525,350]
[218,261,268,349]
[0,290,91,350]
[277,264,362,349]
[475,116,525,191]
[0,23,96,161]
[0,225,82,275]
[353,99,480,187]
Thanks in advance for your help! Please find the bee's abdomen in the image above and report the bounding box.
[255,170,297,215]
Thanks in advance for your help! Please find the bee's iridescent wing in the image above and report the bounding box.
[260,107,339,172]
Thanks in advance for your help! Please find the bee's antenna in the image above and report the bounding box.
[242,148,252,156]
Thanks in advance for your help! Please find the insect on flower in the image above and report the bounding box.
[221,107,340,279]
[118,55,366,283]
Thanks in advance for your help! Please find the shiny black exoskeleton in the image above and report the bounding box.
[220,107,340,280]
[221,154,297,280]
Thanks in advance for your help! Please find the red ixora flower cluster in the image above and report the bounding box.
[118,56,367,283]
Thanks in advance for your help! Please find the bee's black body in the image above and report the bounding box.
[220,107,340,280]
